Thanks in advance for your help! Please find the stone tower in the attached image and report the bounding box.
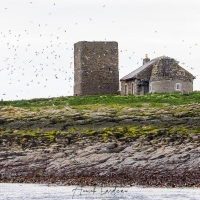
[74,41,119,96]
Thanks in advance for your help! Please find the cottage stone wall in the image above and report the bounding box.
[74,41,119,96]
[120,63,153,95]
[120,81,126,96]
[150,58,194,93]
[150,79,193,93]
[120,80,138,95]
[120,56,194,95]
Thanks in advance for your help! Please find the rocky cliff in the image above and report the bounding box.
[0,103,200,187]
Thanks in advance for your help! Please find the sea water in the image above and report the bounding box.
[0,183,200,200]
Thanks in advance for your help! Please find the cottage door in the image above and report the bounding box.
[144,85,149,94]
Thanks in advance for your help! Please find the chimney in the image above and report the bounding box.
[143,54,150,65]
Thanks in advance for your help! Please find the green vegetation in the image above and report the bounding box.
[0,125,199,149]
[0,92,199,149]
[100,125,198,141]
[0,92,200,108]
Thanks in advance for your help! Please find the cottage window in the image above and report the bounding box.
[131,82,134,95]
[179,70,185,76]
[149,84,152,93]
[125,84,128,95]
[175,83,181,91]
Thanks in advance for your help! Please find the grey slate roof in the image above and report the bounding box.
[120,56,165,81]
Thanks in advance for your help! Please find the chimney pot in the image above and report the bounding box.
[143,54,150,64]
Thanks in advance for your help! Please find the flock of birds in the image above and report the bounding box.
[1,2,76,99]
[0,1,199,100]
[0,2,113,100]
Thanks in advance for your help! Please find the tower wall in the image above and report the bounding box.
[74,41,119,96]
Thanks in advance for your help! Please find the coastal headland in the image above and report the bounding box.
[0,93,200,187]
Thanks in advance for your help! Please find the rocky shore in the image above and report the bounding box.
[0,103,200,187]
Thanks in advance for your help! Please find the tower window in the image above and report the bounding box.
[109,68,111,71]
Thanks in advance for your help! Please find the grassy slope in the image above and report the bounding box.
[0,92,200,149]
[0,92,200,108]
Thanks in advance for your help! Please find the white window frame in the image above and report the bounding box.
[149,84,152,93]
[179,70,185,76]
[175,83,182,91]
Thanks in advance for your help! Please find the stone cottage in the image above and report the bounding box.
[74,41,119,96]
[120,55,195,95]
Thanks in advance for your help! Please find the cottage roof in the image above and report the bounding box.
[120,56,165,81]
[120,56,194,81]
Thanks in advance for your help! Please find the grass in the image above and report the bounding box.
[0,92,199,108]
[0,92,199,149]
[1,125,199,149]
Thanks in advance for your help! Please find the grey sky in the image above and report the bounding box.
[0,0,199,100]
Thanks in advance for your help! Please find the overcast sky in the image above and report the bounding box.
[0,0,200,100]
